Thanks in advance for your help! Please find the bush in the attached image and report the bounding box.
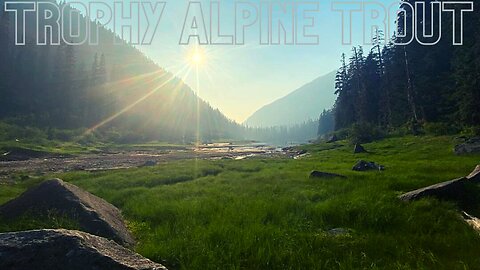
[77,132,99,146]
[0,122,47,142]
[423,122,460,136]
[47,128,81,141]
[320,129,349,142]
[348,123,385,144]
[461,126,480,136]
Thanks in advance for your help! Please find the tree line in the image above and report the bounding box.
[332,0,479,136]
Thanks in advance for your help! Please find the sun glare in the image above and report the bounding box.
[192,52,203,64]
[187,48,206,66]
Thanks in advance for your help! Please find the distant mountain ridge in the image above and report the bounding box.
[244,71,337,128]
[0,1,242,142]
[0,1,332,144]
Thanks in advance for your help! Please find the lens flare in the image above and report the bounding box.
[187,47,206,66]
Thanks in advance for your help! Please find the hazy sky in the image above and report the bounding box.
[74,0,398,122]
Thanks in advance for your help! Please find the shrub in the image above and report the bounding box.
[332,128,349,141]
[47,128,80,141]
[461,126,480,136]
[77,132,99,146]
[423,122,460,136]
[348,123,385,144]
[0,122,47,142]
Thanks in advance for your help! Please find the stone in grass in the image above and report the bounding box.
[309,171,347,179]
[327,228,353,236]
[0,229,168,270]
[352,160,385,171]
[454,137,480,155]
[142,160,158,167]
[0,179,134,247]
[326,135,338,143]
[353,144,367,154]
[399,165,480,202]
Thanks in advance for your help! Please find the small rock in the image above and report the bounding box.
[454,135,469,141]
[352,160,385,171]
[0,229,168,270]
[327,228,352,236]
[142,160,157,167]
[72,164,86,171]
[454,137,480,155]
[326,135,338,143]
[298,149,308,155]
[309,171,347,179]
[353,144,367,154]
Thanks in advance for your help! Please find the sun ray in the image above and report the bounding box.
[83,63,192,135]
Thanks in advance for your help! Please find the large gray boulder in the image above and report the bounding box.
[0,179,134,247]
[454,137,480,155]
[399,165,480,202]
[0,229,167,270]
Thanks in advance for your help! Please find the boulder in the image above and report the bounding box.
[454,137,480,155]
[0,229,167,270]
[0,179,134,247]
[399,165,480,202]
[309,171,347,179]
[399,177,469,202]
[353,144,367,154]
[352,160,385,171]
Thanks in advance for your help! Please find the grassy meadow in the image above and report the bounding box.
[1,136,480,269]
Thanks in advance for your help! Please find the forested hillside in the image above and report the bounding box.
[0,1,242,143]
[332,0,479,136]
[0,1,326,145]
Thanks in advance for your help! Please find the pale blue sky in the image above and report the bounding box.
[71,0,398,122]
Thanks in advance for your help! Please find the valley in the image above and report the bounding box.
[1,135,479,269]
[0,142,299,178]
[1,1,480,269]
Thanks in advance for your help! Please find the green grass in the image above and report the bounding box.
[1,136,480,269]
[0,211,80,233]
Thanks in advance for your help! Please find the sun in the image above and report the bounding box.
[192,52,203,64]
[187,47,206,66]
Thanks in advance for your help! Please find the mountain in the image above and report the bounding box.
[0,1,330,144]
[0,2,242,143]
[244,71,337,128]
